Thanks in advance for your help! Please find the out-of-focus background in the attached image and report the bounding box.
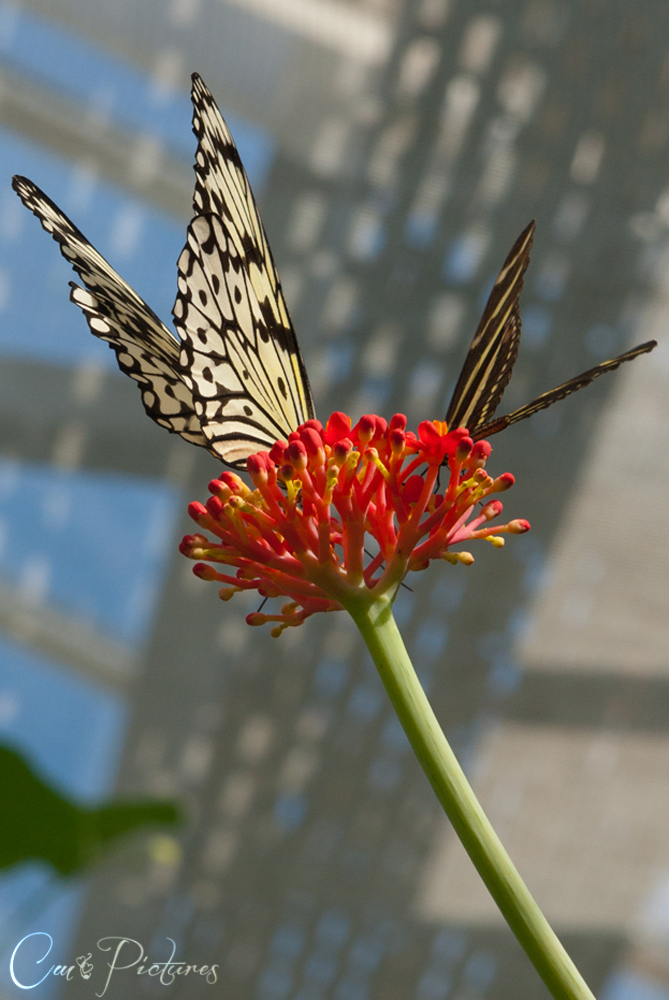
[0,0,668,997]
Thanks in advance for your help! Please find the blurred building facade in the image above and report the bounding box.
[0,1,668,998]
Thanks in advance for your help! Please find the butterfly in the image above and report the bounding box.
[444,220,656,440]
[13,75,655,469]
[13,73,315,470]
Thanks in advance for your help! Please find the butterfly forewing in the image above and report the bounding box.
[175,215,308,459]
[446,220,535,433]
[172,75,315,466]
[473,339,658,440]
[12,175,207,449]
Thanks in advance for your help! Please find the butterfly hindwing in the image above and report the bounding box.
[12,175,207,449]
[473,340,658,439]
[446,220,535,434]
[171,74,315,466]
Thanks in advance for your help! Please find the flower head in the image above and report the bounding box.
[180,412,529,636]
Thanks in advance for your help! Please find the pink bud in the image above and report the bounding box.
[193,563,219,580]
[470,441,491,463]
[302,418,324,436]
[493,473,515,491]
[287,440,308,470]
[390,429,406,454]
[206,495,224,519]
[219,471,244,493]
[188,501,208,524]
[246,612,266,626]
[179,535,195,555]
[208,479,226,496]
[247,454,269,487]
[375,416,388,437]
[508,519,530,533]
[389,413,407,432]
[269,440,288,465]
[481,500,503,520]
[300,427,323,457]
[333,439,352,463]
[456,436,473,460]
[355,415,376,445]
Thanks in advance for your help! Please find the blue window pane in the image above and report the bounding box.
[414,618,448,662]
[0,129,184,366]
[313,658,349,698]
[0,6,273,184]
[270,925,306,960]
[274,793,307,833]
[0,458,180,645]
[0,637,125,799]
[522,304,553,349]
[602,970,669,1000]
[443,229,489,284]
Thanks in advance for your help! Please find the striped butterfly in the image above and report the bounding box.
[445,221,656,440]
[14,75,654,467]
[13,73,315,470]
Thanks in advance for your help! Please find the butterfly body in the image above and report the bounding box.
[13,74,655,468]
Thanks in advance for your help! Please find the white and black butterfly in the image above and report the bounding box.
[13,74,655,468]
[13,73,314,470]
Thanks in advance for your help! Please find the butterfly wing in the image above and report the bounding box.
[174,214,313,466]
[12,175,207,448]
[446,220,535,434]
[172,74,315,468]
[472,339,657,440]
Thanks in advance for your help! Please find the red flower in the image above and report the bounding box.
[180,413,529,636]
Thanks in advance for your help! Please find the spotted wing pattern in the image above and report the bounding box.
[446,220,535,434]
[473,340,658,440]
[12,175,206,448]
[172,74,314,466]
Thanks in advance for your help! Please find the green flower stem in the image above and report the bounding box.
[344,594,596,1000]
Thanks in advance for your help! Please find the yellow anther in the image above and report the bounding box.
[367,447,390,481]
[218,587,239,601]
[347,450,360,469]
[444,550,475,565]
